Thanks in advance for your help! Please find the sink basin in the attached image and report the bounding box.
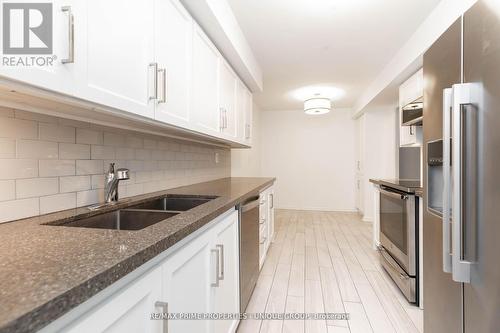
[128,195,217,212]
[46,209,179,231]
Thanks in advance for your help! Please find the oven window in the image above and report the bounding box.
[380,192,408,255]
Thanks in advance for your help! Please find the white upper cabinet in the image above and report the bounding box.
[219,60,238,140]
[154,0,192,128]
[0,0,78,95]
[191,24,221,136]
[0,0,253,146]
[76,0,156,119]
[244,88,253,145]
[236,79,252,144]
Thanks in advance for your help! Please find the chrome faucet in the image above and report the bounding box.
[104,163,130,203]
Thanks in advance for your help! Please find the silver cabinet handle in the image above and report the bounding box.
[211,248,220,287]
[270,193,274,209]
[260,218,265,224]
[224,109,228,129]
[61,6,74,64]
[149,63,158,101]
[245,124,251,139]
[155,301,168,333]
[451,83,476,283]
[442,88,453,273]
[219,107,224,131]
[260,236,267,245]
[158,68,166,104]
[216,244,224,281]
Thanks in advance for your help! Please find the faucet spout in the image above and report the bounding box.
[104,163,130,203]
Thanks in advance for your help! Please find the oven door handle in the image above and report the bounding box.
[380,188,408,200]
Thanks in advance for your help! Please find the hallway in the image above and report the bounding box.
[237,210,423,333]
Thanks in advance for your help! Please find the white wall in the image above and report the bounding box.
[260,108,356,211]
[231,102,261,177]
[357,106,398,221]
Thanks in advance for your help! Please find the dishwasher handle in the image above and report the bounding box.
[241,196,260,212]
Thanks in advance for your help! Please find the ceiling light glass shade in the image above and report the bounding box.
[304,97,331,115]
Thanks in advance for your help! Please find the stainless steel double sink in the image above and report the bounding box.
[45,195,217,231]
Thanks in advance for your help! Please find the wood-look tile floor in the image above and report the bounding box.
[237,210,423,333]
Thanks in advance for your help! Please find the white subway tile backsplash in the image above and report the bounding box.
[0,138,16,158]
[0,159,38,179]
[0,117,38,139]
[0,180,15,201]
[17,140,59,159]
[126,136,143,148]
[40,192,76,214]
[103,132,126,147]
[0,109,230,223]
[76,128,103,145]
[16,177,58,198]
[115,147,135,160]
[91,174,105,189]
[60,175,91,193]
[39,123,75,143]
[0,198,39,223]
[76,160,103,175]
[39,160,75,177]
[143,139,157,149]
[77,189,103,207]
[91,145,115,160]
[59,143,90,159]
[135,149,152,160]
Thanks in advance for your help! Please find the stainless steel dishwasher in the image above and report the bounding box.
[239,195,260,312]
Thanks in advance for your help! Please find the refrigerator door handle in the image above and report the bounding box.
[451,83,477,283]
[442,88,453,273]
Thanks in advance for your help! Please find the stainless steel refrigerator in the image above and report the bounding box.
[423,1,500,332]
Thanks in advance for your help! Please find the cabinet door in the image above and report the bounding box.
[162,229,213,333]
[244,89,253,145]
[154,0,192,128]
[212,210,240,333]
[219,60,238,139]
[0,0,77,95]
[63,268,162,333]
[267,187,275,244]
[76,0,155,118]
[191,24,221,135]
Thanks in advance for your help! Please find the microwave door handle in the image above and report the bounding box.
[442,88,453,273]
[451,83,476,283]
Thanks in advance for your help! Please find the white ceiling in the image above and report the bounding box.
[227,0,442,111]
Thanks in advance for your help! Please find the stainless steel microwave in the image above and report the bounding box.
[401,97,423,126]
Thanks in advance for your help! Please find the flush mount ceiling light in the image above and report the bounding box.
[304,95,331,115]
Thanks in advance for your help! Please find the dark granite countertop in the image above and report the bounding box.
[369,178,423,194]
[0,177,275,333]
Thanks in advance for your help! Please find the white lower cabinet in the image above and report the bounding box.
[58,209,239,333]
[63,267,162,333]
[258,184,276,269]
[212,212,240,333]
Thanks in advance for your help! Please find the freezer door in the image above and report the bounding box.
[423,18,463,333]
[463,1,500,332]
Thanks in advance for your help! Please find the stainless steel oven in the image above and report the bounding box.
[378,185,418,302]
